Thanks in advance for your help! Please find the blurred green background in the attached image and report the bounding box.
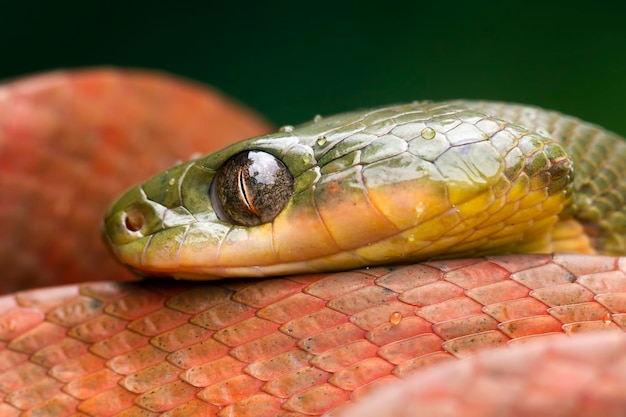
[2,0,625,132]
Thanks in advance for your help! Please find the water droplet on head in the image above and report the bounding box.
[390,312,402,325]
[168,178,176,186]
[302,154,312,163]
[604,312,613,325]
[314,114,323,122]
[421,127,436,140]
[316,135,327,146]
[414,202,425,217]
[279,125,294,133]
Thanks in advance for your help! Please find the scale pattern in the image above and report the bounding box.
[1,254,625,416]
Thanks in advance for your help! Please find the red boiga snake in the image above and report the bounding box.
[1,69,625,417]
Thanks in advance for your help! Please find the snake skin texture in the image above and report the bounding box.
[1,254,625,416]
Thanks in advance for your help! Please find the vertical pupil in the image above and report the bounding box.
[211,151,294,226]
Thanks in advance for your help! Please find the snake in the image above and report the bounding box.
[1,69,626,416]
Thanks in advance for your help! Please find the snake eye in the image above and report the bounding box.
[210,151,294,227]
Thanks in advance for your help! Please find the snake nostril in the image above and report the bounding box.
[124,208,145,232]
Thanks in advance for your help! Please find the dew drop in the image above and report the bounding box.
[407,234,416,243]
[316,135,327,146]
[604,312,613,325]
[279,125,294,133]
[390,312,402,325]
[421,127,436,140]
[302,154,312,163]
[414,201,425,217]
[168,178,176,186]
[314,114,323,122]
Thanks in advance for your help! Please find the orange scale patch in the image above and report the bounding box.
[282,383,349,415]
[483,297,549,322]
[217,392,283,417]
[509,263,575,289]
[488,254,553,272]
[281,309,348,339]
[548,302,611,324]
[77,385,135,416]
[349,301,415,331]
[165,286,234,315]
[213,317,279,347]
[441,330,510,358]
[263,367,331,399]
[309,340,379,373]
[399,281,465,307]
[5,377,62,410]
[105,288,165,320]
[89,330,148,359]
[465,279,530,305]
[443,260,510,289]
[30,337,88,367]
[374,264,443,292]
[120,361,181,394]
[197,374,263,406]
[0,307,44,341]
[8,322,67,354]
[163,398,219,417]
[377,333,444,365]
[150,322,214,352]
[127,307,191,337]
[107,344,168,375]
[230,332,296,363]
[303,271,375,300]
[366,316,433,346]
[167,338,229,370]
[349,374,398,401]
[245,348,312,381]
[0,350,28,373]
[0,362,47,392]
[182,356,245,388]
[63,368,121,400]
[393,351,455,377]
[577,270,626,293]
[68,314,128,344]
[21,393,79,417]
[563,321,622,334]
[424,257,483,272]
[232,279,306,309]
[498,315,563,338]
[49,352,105,382]
[329,357,393,391]
[596,293,626,313]
[191,300,256,331]
[113,405,159,417]
[432,314,500,340]
[297,323,364,354]
[553,253,619,276]
[135,380,199,413]
[417,297,484,323]
[326,285,397,316]
[45,296,104,328]
[257,293,327,324]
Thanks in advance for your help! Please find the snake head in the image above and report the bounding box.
[103,102,574,280]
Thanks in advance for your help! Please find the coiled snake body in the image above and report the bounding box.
[1,69,626,417]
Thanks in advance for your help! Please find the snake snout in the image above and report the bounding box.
[103,186,165,246]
